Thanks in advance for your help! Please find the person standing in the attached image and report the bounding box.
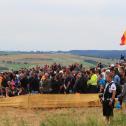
[29,73,39,94]
[118,82,126,113]
[87,68,98,93]
[98,73,106,93]
[101,72,116,125]
[73,72,84,93]
[118,66,126,107]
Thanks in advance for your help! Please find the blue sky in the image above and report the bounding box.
[0,0,126,51]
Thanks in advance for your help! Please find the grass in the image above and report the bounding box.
[0,62,35,71]
[40,111,126,126]
[0,107,125,126]
[5,63,34,71]
[111,112,126,126]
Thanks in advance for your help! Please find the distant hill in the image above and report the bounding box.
[66,50,125,59]
[49,50,125,59]
[0,50,125,59]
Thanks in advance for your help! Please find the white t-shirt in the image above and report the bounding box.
[104,81,116,93]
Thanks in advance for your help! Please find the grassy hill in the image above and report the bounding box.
[0,53,116,71]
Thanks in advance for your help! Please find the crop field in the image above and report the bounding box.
[0,53,116,71]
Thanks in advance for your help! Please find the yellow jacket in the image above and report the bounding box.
[87,74,98,86]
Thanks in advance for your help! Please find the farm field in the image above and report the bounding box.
[0,53,116,71]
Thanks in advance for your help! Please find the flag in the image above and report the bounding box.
[120,31,126,45]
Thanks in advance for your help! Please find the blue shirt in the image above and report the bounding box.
[113,75,120,85]
[99,79,106,86]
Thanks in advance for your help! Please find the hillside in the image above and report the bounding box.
[0,53,115,71]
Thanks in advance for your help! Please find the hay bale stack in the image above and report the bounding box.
[0,94,101,109]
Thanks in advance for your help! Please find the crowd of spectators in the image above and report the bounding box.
[0,61,125,98]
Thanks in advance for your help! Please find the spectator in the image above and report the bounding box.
[87,68,98,93]
[98,73,106,93]
[0,61,125,98]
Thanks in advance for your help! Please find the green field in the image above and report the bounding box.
[0,53,116,71]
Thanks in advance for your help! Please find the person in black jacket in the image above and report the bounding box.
[20,74,29,94]
[73,72,85,93]
[29,73,39,94]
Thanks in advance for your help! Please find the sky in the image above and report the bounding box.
[0,0,126,51]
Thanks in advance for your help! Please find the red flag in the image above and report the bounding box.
[120,31,126,45]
